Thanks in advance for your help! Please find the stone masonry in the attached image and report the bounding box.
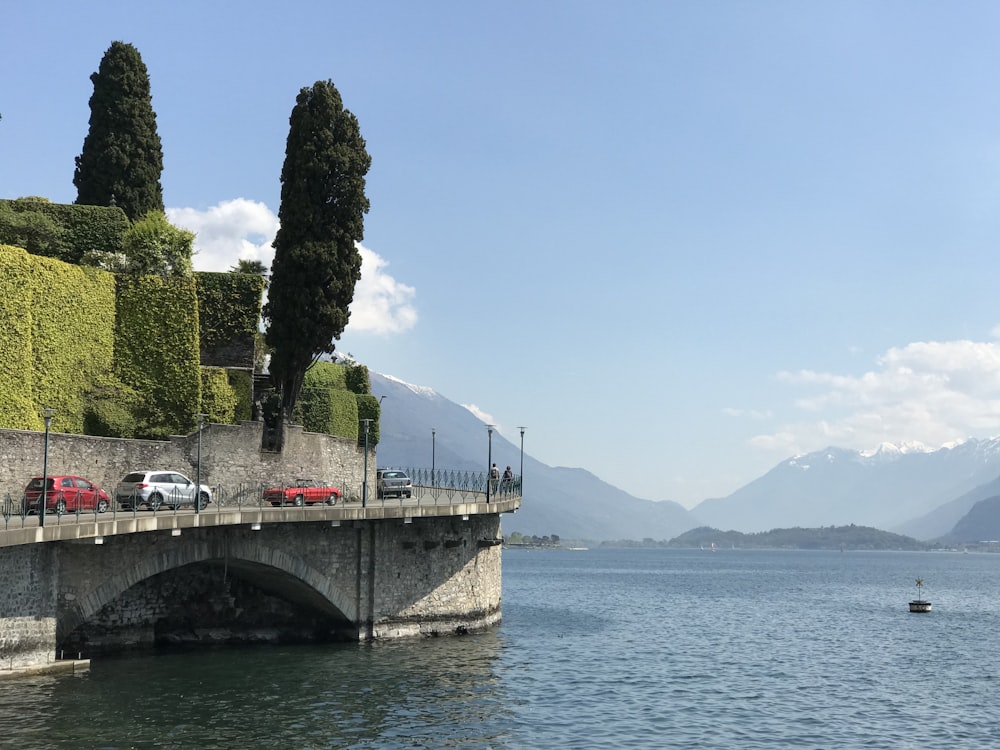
[0,421,373,504]
[1,513,504,671]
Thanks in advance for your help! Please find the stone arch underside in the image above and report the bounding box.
[58,536,358,646]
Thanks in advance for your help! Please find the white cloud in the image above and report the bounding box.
[463,404,498,429]
[753,336,1000,457]
[166,200,417,335]
[168,198,278,272]
[348,244,418,334]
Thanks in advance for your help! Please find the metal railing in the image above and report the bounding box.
[0,469,522,531]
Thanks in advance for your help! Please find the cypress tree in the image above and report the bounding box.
[264,80,371,427]
[74,41,164,222]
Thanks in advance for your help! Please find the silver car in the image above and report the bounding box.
[115,470,211,511]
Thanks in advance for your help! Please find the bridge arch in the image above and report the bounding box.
[57,529,360,646]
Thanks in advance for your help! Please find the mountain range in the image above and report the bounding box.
[370,370,1000,543]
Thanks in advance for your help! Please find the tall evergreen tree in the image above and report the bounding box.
[264,80,371,427]
[74,41,164,222]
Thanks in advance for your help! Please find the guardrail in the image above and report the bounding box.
[0,469,522,531]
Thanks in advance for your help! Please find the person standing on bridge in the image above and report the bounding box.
[502,465,513,495]
[489,463,500,499]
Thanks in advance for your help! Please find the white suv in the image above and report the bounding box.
[115,471,212,511]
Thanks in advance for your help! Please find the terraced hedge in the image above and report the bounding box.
[196,271,265,369]
[114,274,201,437]
[0,199,129,264]
[201,367,238,425]
[0,245,116,432]
[297,362,357,439]
[294,361,381,444]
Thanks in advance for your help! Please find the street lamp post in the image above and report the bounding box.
[196,414,207,515]
[39,408,54,528]
[486,424,495,503]
[361,418,372,507]
[431,428,436,488]
[518,426,526,497]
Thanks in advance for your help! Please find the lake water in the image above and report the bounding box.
[1,548,999,749]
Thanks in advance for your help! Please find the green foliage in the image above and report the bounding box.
[0,201,66,256]
[297,362,358,437]
[196,271,265,367]
[0,246,40,429]
[0,245,117,432]
[356,393,380,446]
[304,361,347,390]
[296,361,369,440]
[345,361,370,394]
[264,79,371,420]
[74,41,164,221]
[200,367,238,424]
[230,259,270,290]
[664,525,932,551]
[120,211,194,277]
[114,274,201,437]
[83,374,140,437]
[227,369,253,421]
[0,198,129,264]
[296,384,359,439]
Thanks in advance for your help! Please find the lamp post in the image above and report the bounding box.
[518,426,526,497]
[486,424,495,503]
[39,408,54,528]
[431,428,436,488]
[196,414,207,515]
[361,418,372,507]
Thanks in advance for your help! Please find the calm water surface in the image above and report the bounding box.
[2,548,999,749]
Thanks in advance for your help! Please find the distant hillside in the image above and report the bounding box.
[895,475,1000,540]
[667,525,931,551]
[938,496,1000,544]
[369,367,1000,544]
[370,371,697,542]
[691,442,1000,537]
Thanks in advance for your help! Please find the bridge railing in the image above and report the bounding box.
[0,469,521,530]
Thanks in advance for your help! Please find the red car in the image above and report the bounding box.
[24,475,111,515]
[263,479,342,507]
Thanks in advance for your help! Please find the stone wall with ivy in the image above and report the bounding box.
[0,245,117,433]
[114,274,202,438]
[196,271,265,370]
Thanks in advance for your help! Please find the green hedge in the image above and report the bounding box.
[83,374,140,437]
[357,393,381,446]
[296,362,361,439]
[227,369,253,421]
[196,271,265,369]
[345,361,371,394]
[114,274,201,437]
[201,367,238,424]
[0,198,130,264]
[0,245,117,432]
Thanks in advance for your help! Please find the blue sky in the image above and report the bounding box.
[6,1,1000,507]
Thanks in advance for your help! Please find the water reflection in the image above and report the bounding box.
[0,633,511,749]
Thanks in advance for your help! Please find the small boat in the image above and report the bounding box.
[909,578,932,613]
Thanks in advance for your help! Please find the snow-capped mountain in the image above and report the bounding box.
[367,366,1000,541]
[690,439,1000,536]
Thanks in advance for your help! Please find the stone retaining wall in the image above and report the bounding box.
[0,421,373,504]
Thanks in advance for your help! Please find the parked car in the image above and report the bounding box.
[24,475,110,515]
[376,469,412,499]
[115,471,211,511]
[263,479,342,507]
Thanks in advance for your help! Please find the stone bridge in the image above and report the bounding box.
[0,495,519,674]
